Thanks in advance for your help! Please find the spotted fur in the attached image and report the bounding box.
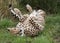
[8,4,46,37]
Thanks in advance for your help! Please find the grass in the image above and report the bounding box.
[0,18,18,29]
[0,14,60,43]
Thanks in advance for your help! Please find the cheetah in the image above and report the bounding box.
[7,9,46,37]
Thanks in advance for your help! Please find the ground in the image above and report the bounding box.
[0,14,60,43]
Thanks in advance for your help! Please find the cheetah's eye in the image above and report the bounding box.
[20,30,22,32]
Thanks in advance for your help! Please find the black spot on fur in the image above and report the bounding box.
[9,4,12,8]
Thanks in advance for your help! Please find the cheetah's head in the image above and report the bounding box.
[7,27,25,36]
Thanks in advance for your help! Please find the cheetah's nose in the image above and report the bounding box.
[8,29,10,31]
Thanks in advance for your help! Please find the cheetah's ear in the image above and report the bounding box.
[26,4,33,13]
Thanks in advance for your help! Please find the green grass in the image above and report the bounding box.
[0,18,18,29]
[0,14,60,43]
